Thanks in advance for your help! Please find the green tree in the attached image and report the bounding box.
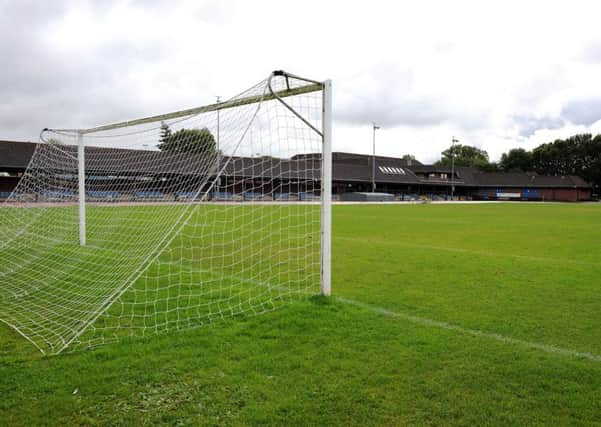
[159,122,172,144]
[158,127,217,154]
[530,133,601,195]
[479,162,500,172]
[436,144,490,169]
[583,134,601,194]
[531,134,589,176]
[499,148,533,172]
[401,154,416,161]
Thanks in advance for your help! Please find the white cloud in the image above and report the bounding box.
[1,0,601,162]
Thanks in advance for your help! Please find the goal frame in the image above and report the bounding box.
[46,70,332,297]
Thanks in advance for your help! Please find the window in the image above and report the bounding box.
[378,166,406,175]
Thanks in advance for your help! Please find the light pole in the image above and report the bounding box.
[372,123,380,192]
[216,95,221,150]
[451,137,459,200]
[216,96,221,196]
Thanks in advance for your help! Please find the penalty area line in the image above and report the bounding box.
[336,296,601,363]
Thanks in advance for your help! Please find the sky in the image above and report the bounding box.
[1,0,601,163]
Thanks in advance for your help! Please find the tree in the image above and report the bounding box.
[158,127,217,154]
[159,122,172,144]
[436,144,490,169]
[401,154,416,161]
[499,148,533,172]
[528,134,601,195]
[583,134,601,195]
[479,162,500,172]
[530,134,591,176]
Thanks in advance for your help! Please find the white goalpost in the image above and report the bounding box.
[0,70,332,354]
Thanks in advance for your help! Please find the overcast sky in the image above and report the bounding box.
[2,0,601,163]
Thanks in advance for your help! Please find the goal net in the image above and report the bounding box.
[0,71,332,354]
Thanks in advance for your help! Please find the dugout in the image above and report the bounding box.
[340,192,396,202]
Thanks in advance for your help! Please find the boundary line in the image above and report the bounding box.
[336,236,600,267]
[336,296,601,362]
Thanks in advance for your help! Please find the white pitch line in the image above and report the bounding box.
[336,296,601,362]
[335,236,600,267]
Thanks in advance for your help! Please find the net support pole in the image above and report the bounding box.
[77,131,86,246]
[321,79,332,296]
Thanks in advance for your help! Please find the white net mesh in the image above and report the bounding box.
[0,73,324,354]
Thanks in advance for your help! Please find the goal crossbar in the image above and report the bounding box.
[50,74,323,135]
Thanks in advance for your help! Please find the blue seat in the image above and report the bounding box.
[42,191,75,199]
[133,191,164,200]
[175,192,198,200]
[299,192,317,201]
[88,191,120,200]
[243,192,263,201]
[211,191,233,200]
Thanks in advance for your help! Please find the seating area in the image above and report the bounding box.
[0,190,325,203]
[133,191,165,200]
[299,192,318,201]
[243,192,264,201]
[42,190,76,200]
[87,191,121,200]
[211,191,234,201]
[174,191,198,201]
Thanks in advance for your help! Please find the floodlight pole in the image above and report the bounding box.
[216,95,221,196]
[451,137,458,200]
[372,123,380,192]
[77,131,86,246]
[321,79,332,297]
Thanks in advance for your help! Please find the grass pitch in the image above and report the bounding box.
[2,203,601,425]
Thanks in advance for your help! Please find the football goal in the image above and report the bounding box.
[0,70,332,355]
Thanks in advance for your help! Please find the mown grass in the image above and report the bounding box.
[1,202,601,425]
[0,204,320,353]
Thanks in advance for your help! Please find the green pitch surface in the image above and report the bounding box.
[0,204,320,353]
[2,203,601,425]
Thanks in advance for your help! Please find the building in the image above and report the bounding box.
[0,140,592,202]
[330,152,590,201]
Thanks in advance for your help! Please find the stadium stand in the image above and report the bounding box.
[0,140,593,202]
[87,191,120,200]
[133,191,165,200]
